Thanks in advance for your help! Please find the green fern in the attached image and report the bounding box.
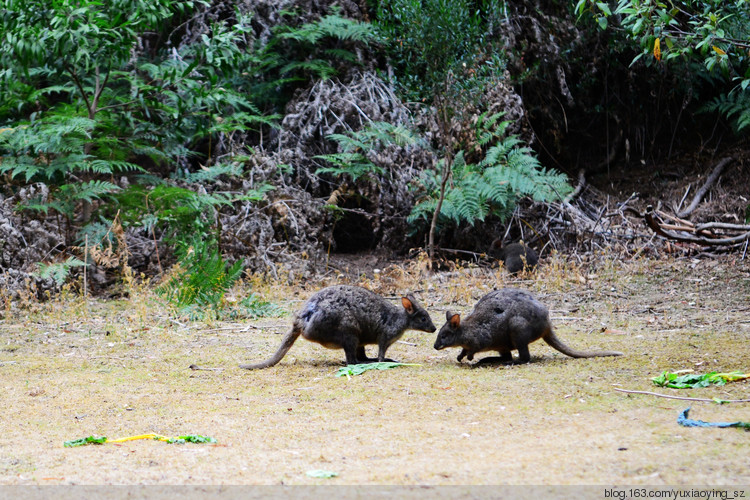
[0,115,141,220]
[279,11,378,45]
[701,92,750,131]
[231,293,286,320]
[115,182,273,248]
[278,60,339,80]
[409,128,572,227]
[33,257,87,286]
[157,240,245,320]
[476,112,512,147]
[178,163,244,183]
[315,121,421,182]
[261,8,378,85]
[315,152,384,181]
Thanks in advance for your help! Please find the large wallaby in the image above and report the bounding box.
[240,285,436,369]
[489,240,538,275]
[434,288,622,365]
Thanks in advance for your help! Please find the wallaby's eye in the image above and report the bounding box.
[494,307,504,315]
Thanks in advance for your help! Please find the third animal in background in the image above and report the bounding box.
[489,240,538,275]
[434,288,622,365]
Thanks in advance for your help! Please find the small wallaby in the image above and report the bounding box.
[489,240,538,275]
[434,288,622,365]
[240,285,436,369]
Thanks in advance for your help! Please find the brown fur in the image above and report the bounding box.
[240,285,436,369]
[434,288,622,364]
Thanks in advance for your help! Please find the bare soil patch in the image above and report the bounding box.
[1,256,749,485]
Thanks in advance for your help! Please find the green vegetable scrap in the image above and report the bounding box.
[652,370,749,389]
[166,434,217,444]
[64,433,216,447]
[63,435,108,447]
[335,362,420,378]
[306,470,339,479]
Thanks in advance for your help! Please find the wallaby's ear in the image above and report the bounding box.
[445,310,454,321]
[449,313,461,329]
[490,239,503,251]
[401,296,415,314]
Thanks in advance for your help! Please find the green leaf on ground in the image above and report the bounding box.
[652,370,749,389]
[335,362,420,378]
[64,435,108,447]
[306,469,338,478]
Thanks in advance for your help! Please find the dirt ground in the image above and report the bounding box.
[1,255,749,487]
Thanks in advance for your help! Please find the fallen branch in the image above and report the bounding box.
[676,157,732,218]
[563,169,586,204]
[624,205,750,247]
[614,388,750,403]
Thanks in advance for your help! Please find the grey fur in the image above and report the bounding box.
[434,288,622,365]
[489,241,538,274]
[240,285,436,369]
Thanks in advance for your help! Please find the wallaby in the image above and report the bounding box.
[434,288,622,365]
[240,285,436,369]
[489,240,538,275]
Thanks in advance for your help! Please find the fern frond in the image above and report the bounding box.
[408,126,572,230]
[407,197,438,224]
[476,111,511,147]
[480,136,524,167]
[181,163,244,183]
[34,257,87,286]
[79,159,145,174]
[280,12,377,45]
[448,181,489,224]
[58,180,121,203]
[279,59,336,79]
[700,91,750,131]
[316,121,420,183]
[157,239,245,319]
[323,48,358,63]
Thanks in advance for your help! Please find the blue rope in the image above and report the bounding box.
[677,407,750,429]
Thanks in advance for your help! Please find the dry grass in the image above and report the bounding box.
[1,255,749,485]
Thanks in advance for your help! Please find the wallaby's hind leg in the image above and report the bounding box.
[356,346,375,362]
[342,342,359,365]
[497,351,513,364]
[515,344,531,364]
[474,351,513,366]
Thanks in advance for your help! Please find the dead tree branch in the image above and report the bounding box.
[614,388,750,403]
[624,205,750,247]
[676,157,732,218]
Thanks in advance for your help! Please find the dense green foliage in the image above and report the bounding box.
[240,7,378,113]
[375,0,490,100]
[0,0,266,231]
[6,0,744,294]
[375,0,570,256]
[577,0,750,131]
[0,1,378,304]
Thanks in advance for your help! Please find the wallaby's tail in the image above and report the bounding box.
[543,327,623,358]
[239,327,301,369]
